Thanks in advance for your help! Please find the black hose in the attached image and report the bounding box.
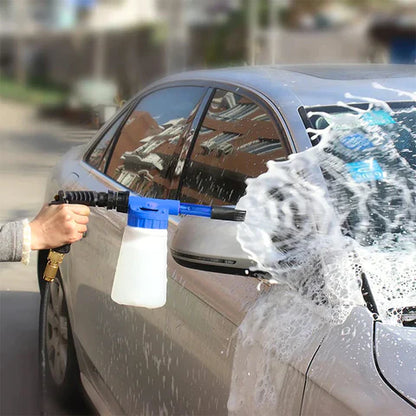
[38,283,51,415]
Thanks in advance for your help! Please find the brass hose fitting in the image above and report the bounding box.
[43,250,65,282]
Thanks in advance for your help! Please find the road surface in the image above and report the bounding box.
[0,99,96,415]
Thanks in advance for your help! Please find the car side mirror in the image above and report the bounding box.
[170,216,265,277]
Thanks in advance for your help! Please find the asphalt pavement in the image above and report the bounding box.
[0,98,96,415]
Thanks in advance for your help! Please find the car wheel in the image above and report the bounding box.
[39,273,82,407]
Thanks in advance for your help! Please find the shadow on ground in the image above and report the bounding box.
[0,291,94,415]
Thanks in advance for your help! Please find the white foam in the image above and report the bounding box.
[237,92,416,325]
[229,88,416,414]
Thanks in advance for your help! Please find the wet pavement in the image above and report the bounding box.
[0,98,96,415]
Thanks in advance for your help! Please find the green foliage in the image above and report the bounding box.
[341,0,393,9]
[0,76,67,106]
[204,2,248,67]
[203,0,288,67]
[151,23,168,45]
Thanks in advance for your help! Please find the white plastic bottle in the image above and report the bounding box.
[111,207,169,309]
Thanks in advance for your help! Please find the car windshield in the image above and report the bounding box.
[300,100,416,316]
[305,101,416,248]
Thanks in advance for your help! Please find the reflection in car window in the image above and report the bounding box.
[107,87,205,198]
[87,115,125,172]
[180,89,289,205]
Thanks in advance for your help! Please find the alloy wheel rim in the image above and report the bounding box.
[46,280,68,385]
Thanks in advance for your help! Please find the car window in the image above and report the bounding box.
[86,115,126,172]
[179,88,289,205]
[106,86,206,198]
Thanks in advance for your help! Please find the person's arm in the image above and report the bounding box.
[0,220,27,263]
[0,204,90,264]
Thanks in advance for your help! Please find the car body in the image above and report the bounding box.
[38,64,416,415]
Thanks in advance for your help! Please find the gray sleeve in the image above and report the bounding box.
[0,221,24,262]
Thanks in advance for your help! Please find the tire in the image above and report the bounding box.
[39,272,83,409]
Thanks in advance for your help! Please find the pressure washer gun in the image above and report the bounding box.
[43,190,246,302]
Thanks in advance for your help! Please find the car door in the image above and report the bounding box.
[165,86,319,415]
[66,85,210,414]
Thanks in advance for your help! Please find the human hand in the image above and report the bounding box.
[29,204,90,250]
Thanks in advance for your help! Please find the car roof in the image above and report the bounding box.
[158,64,416,109]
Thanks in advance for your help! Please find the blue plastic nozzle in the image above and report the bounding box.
[178,203,212,218]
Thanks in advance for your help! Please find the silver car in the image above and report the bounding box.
[38,65,416,415]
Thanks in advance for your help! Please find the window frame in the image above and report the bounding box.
[84,97,138,170]
[176,82,293,202]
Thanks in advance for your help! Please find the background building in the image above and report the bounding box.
[0,0,414,101]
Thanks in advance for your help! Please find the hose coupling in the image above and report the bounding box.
[43,250,65,282]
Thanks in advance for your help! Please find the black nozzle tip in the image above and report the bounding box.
[233,209,246,222]
[211,206,246,222]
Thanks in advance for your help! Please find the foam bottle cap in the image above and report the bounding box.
[127,204,170,229]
